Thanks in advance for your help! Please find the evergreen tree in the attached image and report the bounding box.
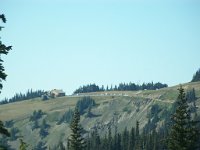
[191,68,200,82]
[73,82,167,94]
[39,127,48,139]
[101,85,105,91]
[0,136,11,150]
[128,127,135,150]
[168,85,199,150]
[110,85,113,91]
[0,14,12,91]
[0,122,10,150]
[186,88,197,113]
[0,89,45,105]
[76,97,95,115]
[29,109,44,121]
[86,134,91,150]
[108,126,113,150]
[41,119,49,129]
[117,133,122,150]
[152,129,158,150]
[101,133,108,150]
[86,106,93,118]
[122,127,129,150]
[113,126,118,150]
[135,121,140,150]
[69,107,86,150]
[106,85,109,91]
[0,121,10,137]
[32,120,39,130]
[0,14,11,150]
[58,141,65,150]
[10,127,19,141]
[186,88,197,103]
[58,109,74,125]
[89,129,100,150]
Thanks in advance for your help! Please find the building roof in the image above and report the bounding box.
[51,89,65,94]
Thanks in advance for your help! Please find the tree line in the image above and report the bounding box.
[73,82,168,94]
[0,89,45,105]
[84,121,168,150]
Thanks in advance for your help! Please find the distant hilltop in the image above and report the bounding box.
[0,89,66,105]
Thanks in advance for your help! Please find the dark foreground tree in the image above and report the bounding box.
[0,121,10,137]
[168,85,199,150]
[0,14,12,91]
[0,14,11,150]
[68,107,86,150]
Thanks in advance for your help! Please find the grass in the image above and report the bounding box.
[1,82,200,122]
[0,81,200,149]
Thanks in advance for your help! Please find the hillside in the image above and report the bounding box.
[0,82,200,149]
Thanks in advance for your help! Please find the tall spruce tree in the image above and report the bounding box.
[122,127,129,150]
[135,121,140,150]
[128,127,135,150]
[117,133,122,150]
[108,126,113,150]
[68,107,86,150]
[168,85,199,150]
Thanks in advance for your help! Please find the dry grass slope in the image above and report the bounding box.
[0,81,200,149]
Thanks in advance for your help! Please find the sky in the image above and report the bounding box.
[0,0,200,99]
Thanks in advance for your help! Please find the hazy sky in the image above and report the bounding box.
[0,0,200,99]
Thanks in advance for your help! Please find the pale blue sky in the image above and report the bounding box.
[0,0,200,99]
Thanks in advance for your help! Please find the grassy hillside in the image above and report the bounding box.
[0,82,200,149]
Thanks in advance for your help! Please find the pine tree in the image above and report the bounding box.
[128,127,135,150]
[101,133,108,150]
[152,129,158,150]
[106,85,109,91]
[191,68,200,82]
[58,141,65,150]
[89,128,100,150]
[113,126,118,150]
[69,107,86,150]
[108,126,113,150]
[135,121,140,150]
[168,85,199,150]
[117,133,122,150]
[94,129,101,150]
[122,127,129,150]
